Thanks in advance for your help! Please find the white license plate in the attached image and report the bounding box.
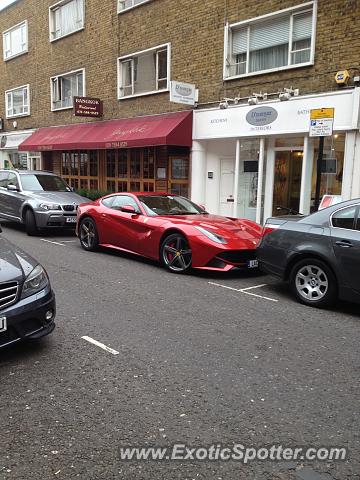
[65,217,77,223]
[247,259,259,269]
[0,316,7,333]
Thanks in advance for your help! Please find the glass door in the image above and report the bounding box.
[273,150,303,215]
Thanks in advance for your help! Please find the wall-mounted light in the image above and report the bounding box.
[248,96,259,106]
[12,120,17,129]
[278,87,299,101]
[219,100,229,109]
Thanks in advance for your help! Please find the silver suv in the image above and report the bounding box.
[0,170,88,235]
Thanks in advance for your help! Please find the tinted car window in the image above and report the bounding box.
[111,195,141,213]
[7,173,19,189]
[21,174,70,192]
[0,172,9,188]
[332,206,357,230]
[101,197,115,208]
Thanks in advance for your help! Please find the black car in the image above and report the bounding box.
[257,199,360,307]
[0,226,56,348]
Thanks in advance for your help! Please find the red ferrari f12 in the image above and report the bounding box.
[76,193,262,273]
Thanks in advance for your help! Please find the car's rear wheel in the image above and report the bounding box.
[79,217,99,251]
[290,258,337,308]
[25,209,38,236]
[160,233,192,273]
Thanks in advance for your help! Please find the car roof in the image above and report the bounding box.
[298,198,360,225]
[0,169,57,176]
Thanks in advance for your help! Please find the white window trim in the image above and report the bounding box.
[117,0,151,14]
[117,43,171,101]
[49,0,85,43]
[5,84,30,119]
[2,20,28,61]
[223,1,317,81]
[50,68,86,111]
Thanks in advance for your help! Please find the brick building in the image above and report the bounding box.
[0,0,359,220]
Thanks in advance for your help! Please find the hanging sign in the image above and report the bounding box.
[309,108,334,137]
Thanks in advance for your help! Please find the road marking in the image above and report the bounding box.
[241,283,268,292]
[81,336,119,355]
[60,240,77,243]
[208,282,278,303]
[40,239,65,246]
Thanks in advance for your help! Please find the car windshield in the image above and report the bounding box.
[20,174,71,192]
[138,195,205,216]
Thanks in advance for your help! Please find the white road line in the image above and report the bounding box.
[208,281,278,303]
[40,238,65,246]
[60,240,77,243]
[241,283,268,292]
[81,336,119,355]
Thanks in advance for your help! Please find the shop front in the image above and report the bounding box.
[0,130,39,170]
[19,111,192,197]
[192,88,360,224]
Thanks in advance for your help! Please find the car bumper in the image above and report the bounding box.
[34,210,77,228]
[0,287,56,349]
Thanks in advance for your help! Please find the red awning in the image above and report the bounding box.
[19,111,192,151]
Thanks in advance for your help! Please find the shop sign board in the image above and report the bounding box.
[170,81,196,106]
[309,108,334,137]
[74,96,103,118]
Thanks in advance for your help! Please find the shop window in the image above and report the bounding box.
[51,69,84,110]
[311,134,345,208]
[3,20,28,61]
[118,44,170,99]
[61,150,98,191]
[117,0,150,13]
[5,85,30,118]
[224,2,315,79]
[8,152,28,170]
[169,157,189,197]
[49,0,84,41]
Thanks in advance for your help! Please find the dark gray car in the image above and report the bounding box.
[0,226,56,348]
[0,170,88,235]
[257,199,360,307]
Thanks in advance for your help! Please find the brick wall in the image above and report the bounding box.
[0,0,359,133]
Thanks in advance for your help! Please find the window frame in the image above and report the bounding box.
[117,0,151,14]
[2,20,28,61]
[117,43,171,100]
[49,0,85,43]
[223,1,317,80]
[5,84,30,119]
[50,68,85,111]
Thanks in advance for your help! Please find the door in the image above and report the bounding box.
[169,157,189,197]
[99,194,150,254]
[273,151,303,215]
[0,171,10,216]
[220,159,235,216]
[2,172,23,219]
[330,204,360,293]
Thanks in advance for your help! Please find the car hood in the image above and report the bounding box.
[165,214,263,240]
[0,236,37,284]
[26,191,89,205]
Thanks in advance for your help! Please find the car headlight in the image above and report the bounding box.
[39,203,62,211]
[21,265,49,299]
[195,226,227,244]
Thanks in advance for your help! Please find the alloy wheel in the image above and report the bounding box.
[80,218,97,250]
[295,264,329,302]
[162,235,192,272]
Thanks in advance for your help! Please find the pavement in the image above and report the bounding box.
[0,221,359,480]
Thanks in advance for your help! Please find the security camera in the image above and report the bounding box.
[219,101,228,109]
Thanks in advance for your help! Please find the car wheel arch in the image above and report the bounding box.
[21,205,34,223]
[158,229,190,254]
[284,252,338,286]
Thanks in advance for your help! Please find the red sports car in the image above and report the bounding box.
[76,193,262,273]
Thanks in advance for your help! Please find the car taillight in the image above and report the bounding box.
[262,224,280,238]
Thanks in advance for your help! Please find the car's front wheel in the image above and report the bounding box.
[25,209,38,236]
[160,233,192,273]
[79,217,99,251]
[290,258,337,308]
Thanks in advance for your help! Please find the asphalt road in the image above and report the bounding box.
[0,221,359,480]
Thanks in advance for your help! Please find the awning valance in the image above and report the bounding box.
[19,111,193,151]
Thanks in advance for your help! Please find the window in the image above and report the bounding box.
[0,172,9,188]
[5,85,30,118]
[111,195,141,213]
[7,172,20,190]
[51,69,84,110]
[49,0,84,41]
[61,150,98,190]
[118,44,170,99]
[3,21,28,61]
[118,0,150,13]
[224,2,316,79]
[332,206,359,230]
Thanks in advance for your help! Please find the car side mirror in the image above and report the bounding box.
[121,205,137,214]
[7,184,18,192]
[199,204,206,211]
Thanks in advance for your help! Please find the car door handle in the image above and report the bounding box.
[335,240,353,248]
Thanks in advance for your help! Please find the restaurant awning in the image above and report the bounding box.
[19,111,193,151]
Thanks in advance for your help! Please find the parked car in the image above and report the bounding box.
[257,199,360,307]
[76,192,262,273]
[0,170,88,235]
[0,226,56,349]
